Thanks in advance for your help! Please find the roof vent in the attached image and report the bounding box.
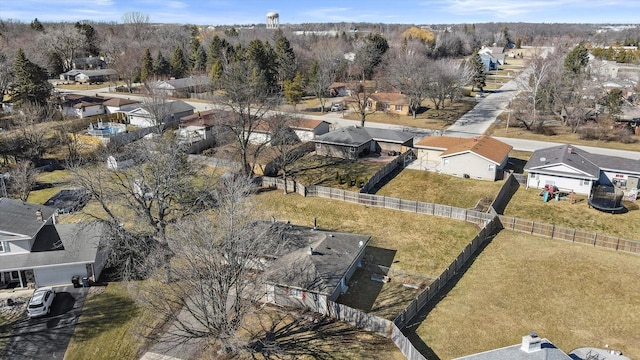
[567,147,573,154]
[308,246,314,255]
[521,333,542,353]
[36,209,43,222]
[540,157,546,162]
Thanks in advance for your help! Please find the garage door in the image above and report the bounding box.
[34,264,87,287]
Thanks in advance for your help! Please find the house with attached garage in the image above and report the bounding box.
[261,222,370,314]
[367,92,411,116]
[0,198,105,289]
[524,144,640,198]
[59,93,106,118]
[127,100,195,128]
[413,135,512,181]
[59,69,118,84]
[103,97,141,115]
[313,126,414,160]
[246,118,331,145]
[149,76,211,98]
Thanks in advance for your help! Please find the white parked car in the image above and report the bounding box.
[330,103,344,112]
[27,287,55,318]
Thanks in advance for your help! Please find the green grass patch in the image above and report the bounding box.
[64,282,164,360]
[376,169,505,209]
[417,231,640,359]
[504,187,640,239]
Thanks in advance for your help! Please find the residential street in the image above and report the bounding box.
[1,286,87,360]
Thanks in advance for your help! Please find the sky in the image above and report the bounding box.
[1,0,639,25]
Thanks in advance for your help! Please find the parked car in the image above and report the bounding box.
[330,103,344,111]
[475,92,484,98]
[27,287,55,318]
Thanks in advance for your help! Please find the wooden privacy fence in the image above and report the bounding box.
[498,215,640,254]
[393,216,502,329]
[322,300,426,360]
[360,150,415,193]
[489,173,521,215]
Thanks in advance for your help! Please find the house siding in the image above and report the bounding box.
[442,152,497,181]
[248,131,271,145]
[2,239,31,254]
[33,263,88,287]
[315,142,370,160]
[270,285,328,313]
[526,172,592,195]
[294,129,315,142]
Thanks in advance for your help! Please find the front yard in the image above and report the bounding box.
[416,230,640,359]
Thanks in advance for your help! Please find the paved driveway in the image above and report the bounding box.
[1,285,87,360]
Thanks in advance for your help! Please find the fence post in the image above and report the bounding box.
[531,221,534,234]
[551,224,555,239]
[573,229,576,243]
[616,237,620,251]
[415,200,418,213]
[593,233,597,247]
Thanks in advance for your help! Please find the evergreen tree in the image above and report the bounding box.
[170,46,188,78]
[246,39,277,89]
[283,72,305,107]
[470,52,486,92]
[209,59,223,85]
[564,43,589,75]
[207,35,229,68]
[189,38,204,71]
[11,48,51,106]
[274,33,297,82]
[194,45,207,73]
[30,18,44,32]
[153,51,171,79]
[75,21,99,56]
[140,48,154,81]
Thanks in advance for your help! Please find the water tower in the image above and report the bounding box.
[266,12,279,29]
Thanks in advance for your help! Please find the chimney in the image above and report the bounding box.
[36,209,43,222]
[567,147,573,154]
[473,137,478,142]
[521,333,542,353]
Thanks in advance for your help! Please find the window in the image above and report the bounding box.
[530,173,538,180]
[395,105,402,111]
[0,241,4,252]
[488,164,495,172]
[315,143,321,149]
[385,104,391,110]
[350,147,356,152]
[612,178,627,189]
[289,288,303,298]
[10,271,19,281]
[443,159,449,166]
[582,179,591,186]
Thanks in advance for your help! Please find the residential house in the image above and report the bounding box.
[413,136,513,181]
[127,100,195,128]
[454,333,572,360]
[289,119,331,142]
[478,46,506,65]
[367,92,411,116]
[71,56,106,70]
[149,76,211,98]
[329,82,348,97]
[59,69,118,84]
[177,110,221,145]
[524,144,640,197]
[60,94,106,118]
[313,126,414,160]
[262,222,370,313]
[0,198,105,289]
[479,53,499,72]
[103,97,141,115]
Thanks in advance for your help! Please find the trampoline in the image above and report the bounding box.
[588,185,625,214]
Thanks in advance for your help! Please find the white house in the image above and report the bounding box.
[103,97,141,115]
[413,136,513,181]
[127,100,195,128]
[524,144,640,197]
[149,76,211,97]
[0,198,105,289]
[60,94,106,118]
[290,119,331,142]
[59,69,118,83]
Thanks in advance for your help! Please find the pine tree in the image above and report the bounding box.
[170,46,188,79]
[283,72,305,107]
[564,43,589,74]
[30,18,44,32]
[11,48,51,106]
[274,33,297,82]
[194,45,207,73]
[140,48,154,81]
[207,35,230,68]
[470,52,486,92]
[153,51,171,79]
[209,59,223,84]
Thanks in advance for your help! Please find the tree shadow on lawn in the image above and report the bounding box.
[66,284,138,343]
[247,307,391,360]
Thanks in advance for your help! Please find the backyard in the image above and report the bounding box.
[254,189,479,318]
[285,153,387,189]
[375,169,505,209]
[415,230,640,359]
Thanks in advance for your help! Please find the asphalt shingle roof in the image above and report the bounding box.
[454,338,571,360]
[0,198,57,240]
[313,126,414,146]
[415,136,512,164]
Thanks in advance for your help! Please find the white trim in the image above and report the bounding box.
[289,288,303,298]
[0,260,95,273]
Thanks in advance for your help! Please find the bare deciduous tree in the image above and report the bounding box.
[515,54,555,130]
[8,160,37,201]
[307,44,340,113]
[347,81,377,127]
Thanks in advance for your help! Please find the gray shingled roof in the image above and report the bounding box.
[313,126,414,147]
[155,76,210,90]
[0,222,102,272]
[313,126,372,146]
[262,224,370,295]
[524,144,640,177]
[524,144,600,179]
[0,198,57,240]
[454,339,571,360]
